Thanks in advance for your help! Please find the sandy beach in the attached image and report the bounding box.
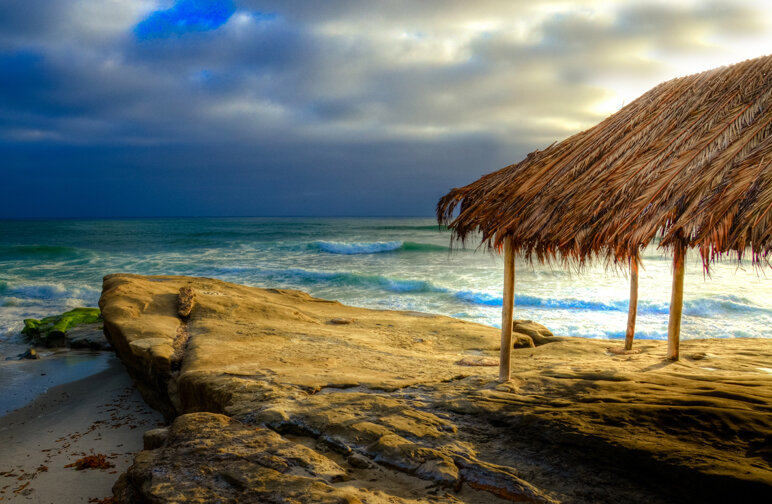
[0,356,163,503]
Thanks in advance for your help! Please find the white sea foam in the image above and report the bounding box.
[1,283,100,303]
[454,290,770,317]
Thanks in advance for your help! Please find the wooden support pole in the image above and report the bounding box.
[667,240,686,361]
[624,257,639,351]
[499,236,516,382]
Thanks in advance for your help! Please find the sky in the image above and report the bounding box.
[1,0,771,218]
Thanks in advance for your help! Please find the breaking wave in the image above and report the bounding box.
[312,241,446,255]
[0,282,100,302]
[454,290,770,317]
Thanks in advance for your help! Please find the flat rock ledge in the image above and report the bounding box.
[100,274,772,503]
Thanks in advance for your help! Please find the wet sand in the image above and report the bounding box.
[0,356,163,503]
[0,351,114,416]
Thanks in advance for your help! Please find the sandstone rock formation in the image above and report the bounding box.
[65,323,112,350]
[513,319,564,347]
[100,274,772,503]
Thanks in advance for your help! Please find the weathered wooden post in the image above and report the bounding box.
[500,235,516,382]
[667,240,686,360]
[624,255,639,351]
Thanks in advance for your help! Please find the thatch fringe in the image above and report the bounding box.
[437,54,772,268]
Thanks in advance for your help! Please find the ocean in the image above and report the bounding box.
[1,217,771,354]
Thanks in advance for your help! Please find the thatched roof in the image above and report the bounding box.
[438,54,772,266]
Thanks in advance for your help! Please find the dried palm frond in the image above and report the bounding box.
[437,54,772,269]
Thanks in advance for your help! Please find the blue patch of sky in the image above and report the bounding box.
[189,69,212,86]
[134,0,236,39]
[251,11,278,23]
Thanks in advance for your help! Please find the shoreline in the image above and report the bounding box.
[0,350,114,416]
[0,356,163,503]
[1,273,768,502]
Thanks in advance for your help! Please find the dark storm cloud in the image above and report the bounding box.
[0,0,68,46]
[0,0,770,217]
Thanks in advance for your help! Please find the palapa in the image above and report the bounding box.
[437,54,772,378]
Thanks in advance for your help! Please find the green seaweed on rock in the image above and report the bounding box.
[21,307,102,346]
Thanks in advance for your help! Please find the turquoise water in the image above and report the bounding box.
[1,217,772,353]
